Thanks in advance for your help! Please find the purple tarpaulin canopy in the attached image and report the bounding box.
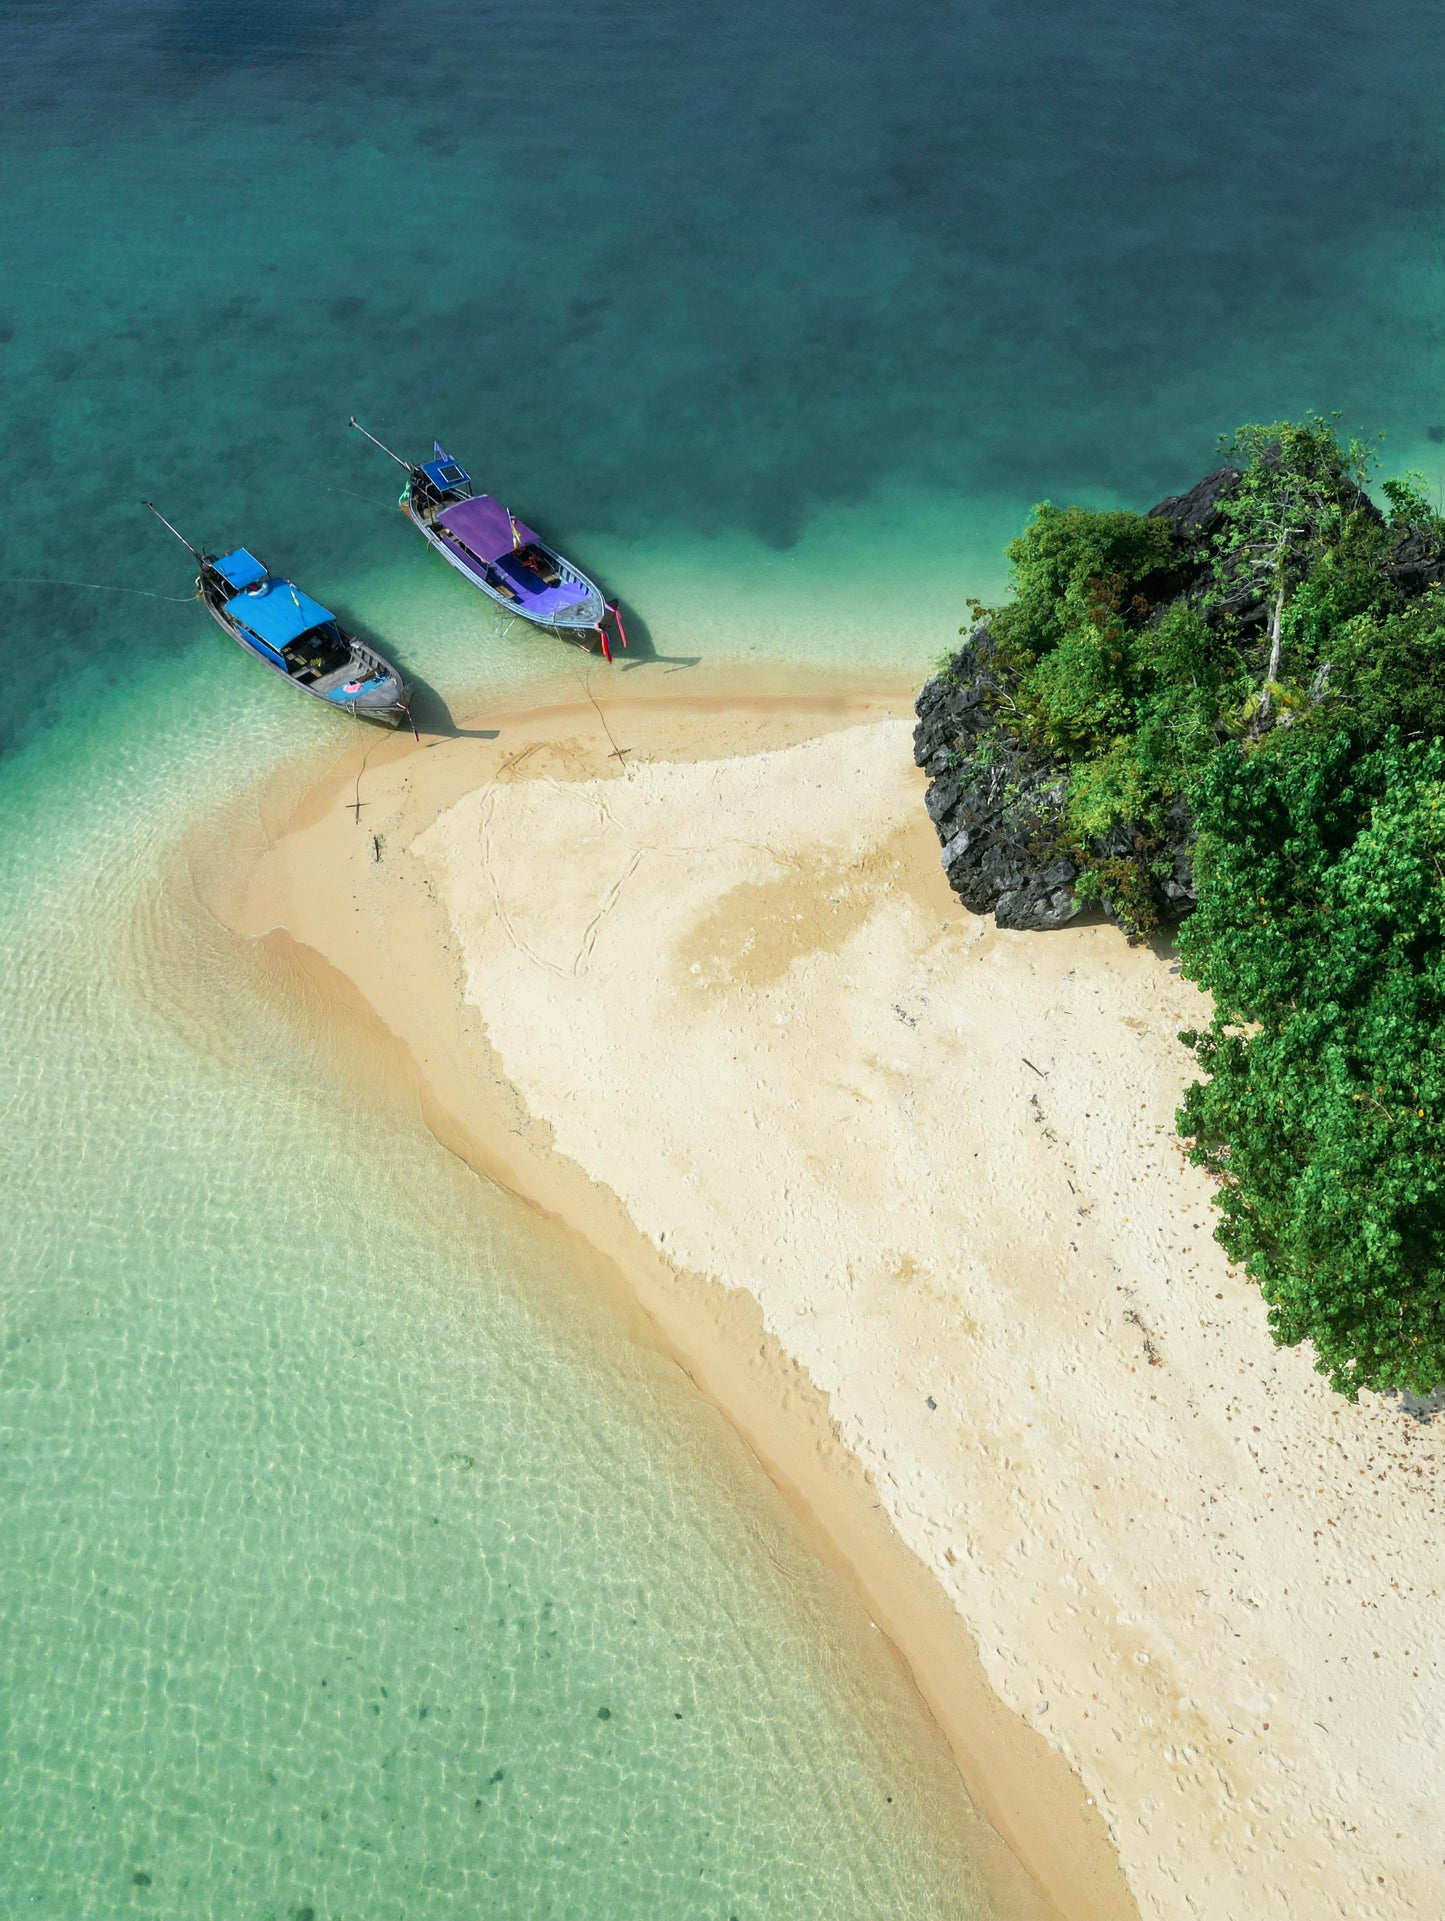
[435,494,538,565]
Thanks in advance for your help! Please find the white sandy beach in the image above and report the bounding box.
[228,677,1445,1921]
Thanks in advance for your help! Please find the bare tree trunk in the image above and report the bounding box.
[1258,582,1286,728]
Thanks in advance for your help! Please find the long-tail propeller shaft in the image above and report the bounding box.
[142,500,202,560]
[349,417,412,469]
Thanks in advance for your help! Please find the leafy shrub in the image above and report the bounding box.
[970,417,1445,1392]
[992,502,1177,670]
[1178,734,1445,1396]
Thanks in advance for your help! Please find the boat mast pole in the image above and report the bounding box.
[348,417,412,469]
[141,500,202,560]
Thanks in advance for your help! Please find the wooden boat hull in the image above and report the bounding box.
[346,419,619,652]
[200,584,412,726]
[401,498,607,635]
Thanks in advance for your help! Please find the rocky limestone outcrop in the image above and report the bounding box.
[1146,464,1243,551]
[913,627,1077,930]
[914,625,1195,933]
[1386,526,1445,597]
[912,459,1438,936]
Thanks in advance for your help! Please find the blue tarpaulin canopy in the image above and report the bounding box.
[213,548,268,591]
[225,577,335,651]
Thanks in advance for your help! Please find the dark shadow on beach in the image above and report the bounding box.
[1052,908,1188,974]
[363,600,704,747]
[1386,1384,1445,1425]
[597,602,701,673]
[403,673,500,741]
[1146,925,1185,971]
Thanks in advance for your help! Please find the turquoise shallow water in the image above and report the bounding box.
[1,697,998,1917]
[2,1,1443,1913]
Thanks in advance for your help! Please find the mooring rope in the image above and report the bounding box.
[349,728,382,825]
[320,483,399,514]
[0,577,196,603]
[572,660,630,768]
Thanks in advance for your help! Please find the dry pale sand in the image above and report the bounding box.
[227,670,1445,1921]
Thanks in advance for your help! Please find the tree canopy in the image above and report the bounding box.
[1179,733,1445,1396]
[977,417,1445,1395]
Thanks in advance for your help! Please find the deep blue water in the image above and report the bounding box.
[1,0,1442,747]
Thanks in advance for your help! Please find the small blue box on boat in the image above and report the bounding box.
[214,548,268,591]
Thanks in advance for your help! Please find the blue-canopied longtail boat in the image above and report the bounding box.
[349,418,625,659]
[144,503,415,728]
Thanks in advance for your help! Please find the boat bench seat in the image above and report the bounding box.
[494,552,553,597]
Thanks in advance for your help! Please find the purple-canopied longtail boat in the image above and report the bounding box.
[143,503,415,729]
[349,418,623,659]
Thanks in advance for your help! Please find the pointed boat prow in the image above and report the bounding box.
[353,420,613,650]
[145,505,414,729]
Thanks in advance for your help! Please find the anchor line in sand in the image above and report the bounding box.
[348,731,383,825]
[572,662,631,766]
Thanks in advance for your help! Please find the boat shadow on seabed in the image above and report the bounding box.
[403,601,701,739]
[402,674,502,740]
[396,618,701,742]
[600,603,701,674]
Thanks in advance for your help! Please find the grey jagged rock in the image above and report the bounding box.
[913,625,1083,931]
[1386,526,1445,596]
[1145,464,1242,551]
[915,456,1445,936]
[914,625,1197,934]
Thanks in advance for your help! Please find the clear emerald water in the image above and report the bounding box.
[1,1,1441,1914]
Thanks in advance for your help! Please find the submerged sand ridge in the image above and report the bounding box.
[235,677,1445,1921]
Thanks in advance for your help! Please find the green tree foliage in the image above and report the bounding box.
[991,502,1177,669]
[972,417,1445,1393]
[1319,591,1445,743]
[991,506,1236,920]
[984,419,1445,931]
[1178,735,1445,1396]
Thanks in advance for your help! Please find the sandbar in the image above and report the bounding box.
[219,664,1445,1920]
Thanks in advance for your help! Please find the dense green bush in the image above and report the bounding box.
[978,419,1445,1395]
[989,420,1445,926]
[992,508,1232,909]
[1179,734,1445,1396]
